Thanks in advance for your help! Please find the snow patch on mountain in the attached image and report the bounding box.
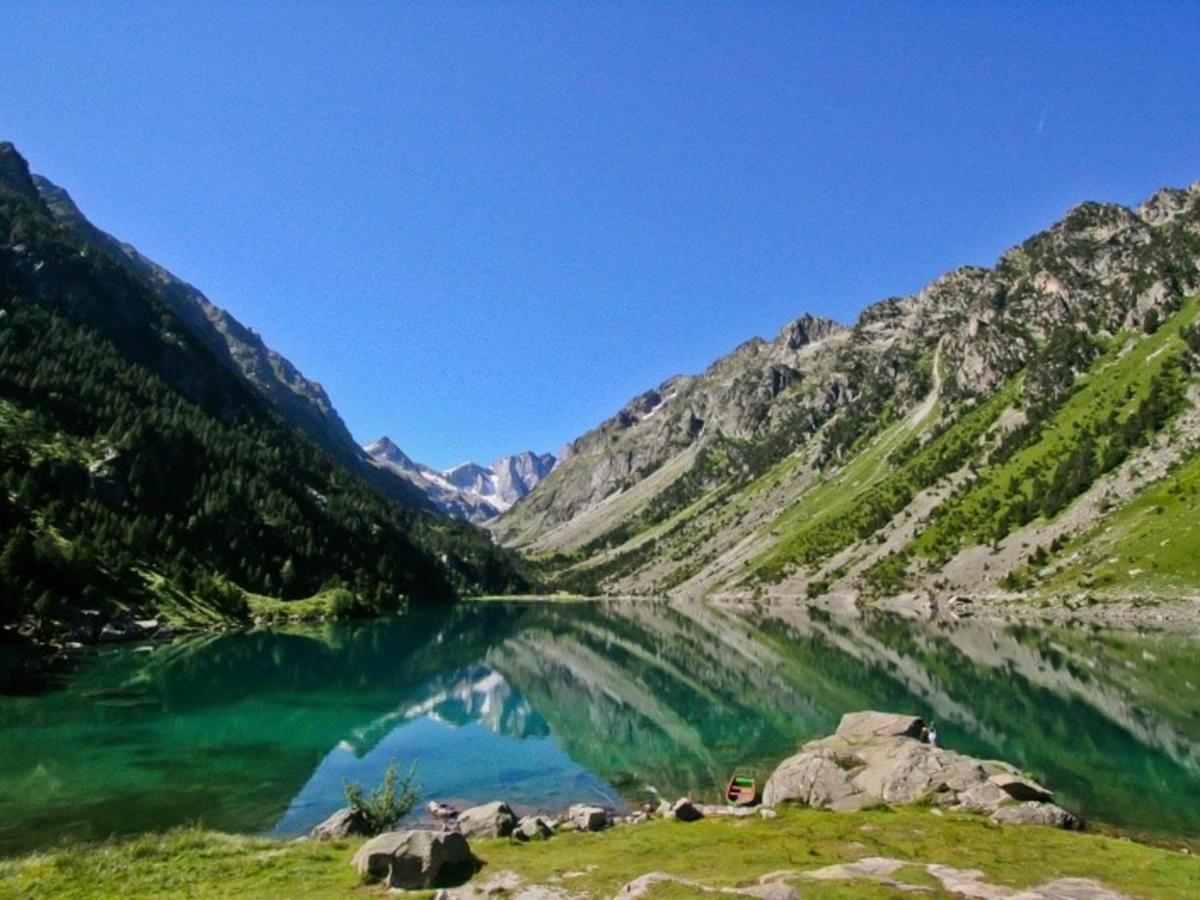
[364,437,556,523]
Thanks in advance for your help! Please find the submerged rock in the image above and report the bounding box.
[351,829,473,889]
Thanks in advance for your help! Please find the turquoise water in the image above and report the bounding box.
[2,600,1199,853]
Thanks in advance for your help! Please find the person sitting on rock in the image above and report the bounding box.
[927,722,939,747]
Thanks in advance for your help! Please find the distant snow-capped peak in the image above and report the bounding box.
[364,438,556,523]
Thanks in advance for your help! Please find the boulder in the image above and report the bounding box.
[456,801,516,838]
[851,742,988,805]
[992,801,1082,830]
[762,753,869,809]
[309,807,368,840]
[834,711,925,743]
[513,815,554,841]
[351,829,473,889]
[989,772,1054,802]
[667,798,703,822]
[762,711,1081,827]
[568,804,610,831]
[953,781,1010,814]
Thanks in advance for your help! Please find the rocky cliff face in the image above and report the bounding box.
[365,438,556,523]
[495,181,1200,604]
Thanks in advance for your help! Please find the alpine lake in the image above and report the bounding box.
[3,598,1200,855]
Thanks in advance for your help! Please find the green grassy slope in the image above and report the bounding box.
[909,296,1197,563]
[1036,445,1200,596]
[2,807,1197,899]
[748,374,1024,584]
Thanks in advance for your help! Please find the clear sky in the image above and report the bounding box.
[3,3,1198,469]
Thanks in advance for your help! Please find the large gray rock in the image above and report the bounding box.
[567,804,610,831]
[835,711,925,743]
[456,801,517,838]
[309,807,368,840]
[762,753,870,810]
[351,829,473,889]
[850,741,988,805]
[992,801,1082,830]
[763,711,1081,827]
[513,815,554,841]
[952,781,1010,814]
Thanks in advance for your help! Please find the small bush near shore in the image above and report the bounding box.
[344,760,421,835]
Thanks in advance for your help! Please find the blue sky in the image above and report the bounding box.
[3,3,1199,469]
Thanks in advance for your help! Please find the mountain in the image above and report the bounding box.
[365,438,555,523]
[0,142,526,636]
[495,182,1200,606]
[30,173,429,510]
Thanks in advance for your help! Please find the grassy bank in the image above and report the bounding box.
[2,806,1197,899]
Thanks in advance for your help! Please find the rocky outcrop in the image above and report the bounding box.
[566,804,610,832]
[351,829,473,890]
[993,802,1082,830]
[308,807,368,840]
[763,711,1080,828]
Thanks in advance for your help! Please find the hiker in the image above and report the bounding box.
[927,722,939,747]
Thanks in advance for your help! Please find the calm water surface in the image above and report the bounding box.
[2,599,1200,853]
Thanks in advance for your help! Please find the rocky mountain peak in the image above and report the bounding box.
[780,313,845,350]
[363,436,413,467]
[0,142,42,203]
[1138,184,1200,227]
[442,462,493,492]
[364,440,556,523]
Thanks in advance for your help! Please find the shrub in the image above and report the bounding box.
[344,760,421,835]
[328,587,400,619]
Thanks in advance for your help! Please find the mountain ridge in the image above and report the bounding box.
[0,141,526,639]
[29,170,430,510]
[495,179,1200,609]
[365,437,555,523]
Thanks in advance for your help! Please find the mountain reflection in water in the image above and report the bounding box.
[1,599,1199,852]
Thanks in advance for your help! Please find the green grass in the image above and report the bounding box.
[748,374,1019,583]
[747,409,935,582]
[1038,445,1200,597]
[244,588,355,621]
[2,807,1198,899]
[139,569,236,626]
[910,295,1199,562]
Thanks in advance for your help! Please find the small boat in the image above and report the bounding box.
[724,772,759,806]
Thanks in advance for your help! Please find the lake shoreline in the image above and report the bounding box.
[5,600,1200,858]
[4,713,1199,897]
